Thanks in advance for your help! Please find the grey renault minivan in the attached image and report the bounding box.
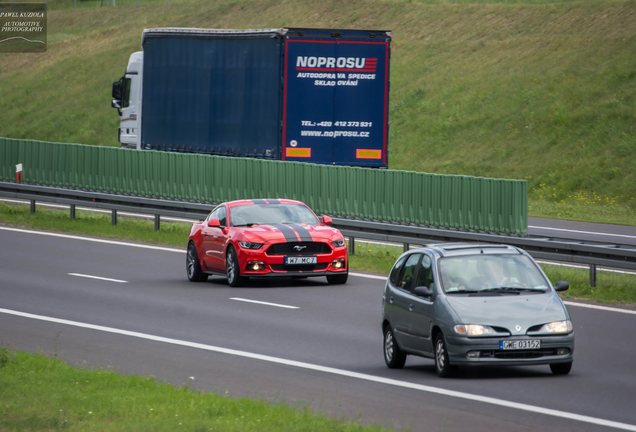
[382,243,574,377]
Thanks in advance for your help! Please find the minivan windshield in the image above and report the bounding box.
[438,254,549,294]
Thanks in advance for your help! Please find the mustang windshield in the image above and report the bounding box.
[230,203,319,227]
[439,254,549,294]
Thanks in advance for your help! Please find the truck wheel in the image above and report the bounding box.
[226,246,246,287]
[186,242,208,282]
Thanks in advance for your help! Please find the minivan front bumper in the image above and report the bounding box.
[446,333,575,366]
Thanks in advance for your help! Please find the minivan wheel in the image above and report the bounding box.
[434,333,454,377]
[383,326,406,369]
[550,361,572,375]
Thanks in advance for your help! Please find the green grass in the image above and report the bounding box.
[0,0,634,225]
[1,201,634,306]
[0,349,388,432]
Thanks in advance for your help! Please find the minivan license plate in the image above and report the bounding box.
[285,256,317,265]
[499,340,541,350]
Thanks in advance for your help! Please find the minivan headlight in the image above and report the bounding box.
[454,324,497,337]
[536,320,573,335]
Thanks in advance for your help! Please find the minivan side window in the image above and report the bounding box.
[414,254,434,289]
[389,255,406,287]
[399,253,422,292]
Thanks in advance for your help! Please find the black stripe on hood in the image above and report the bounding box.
[272,224,299,242]
[287,223,313,242]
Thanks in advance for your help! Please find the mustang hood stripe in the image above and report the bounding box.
[287,223,313,242]
[272,224,299,242]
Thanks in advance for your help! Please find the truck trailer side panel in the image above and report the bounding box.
[141,31,283,158]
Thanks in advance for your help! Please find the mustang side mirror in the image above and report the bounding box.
[207,218,221,228]
[322,215,333,225]
[554,281,569,292]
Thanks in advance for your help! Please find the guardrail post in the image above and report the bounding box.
[348,236,355,255]
[589,264,597,287]
[154,214,161,231]
[30,199,36,213]
[111,209,117,226]
[403,243,409,253]
[70,204,76,220]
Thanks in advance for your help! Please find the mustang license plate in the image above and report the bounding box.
[285,256,317,265]
[499,340,541,350]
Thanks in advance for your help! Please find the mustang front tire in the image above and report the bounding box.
[226,246,246,287]
[326,272,348,285]
[186,242,208,282]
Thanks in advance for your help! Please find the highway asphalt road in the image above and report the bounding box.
[1,226,635,431]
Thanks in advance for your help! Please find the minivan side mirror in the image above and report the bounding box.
[413,285,433,298]
[554,281,569,292]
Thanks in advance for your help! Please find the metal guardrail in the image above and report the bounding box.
[1,182,634,286]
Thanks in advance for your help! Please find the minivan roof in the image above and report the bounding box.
[425,243,521,257]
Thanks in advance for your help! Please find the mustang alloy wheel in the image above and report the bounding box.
[186,242,208,282]
[226,246,246,287]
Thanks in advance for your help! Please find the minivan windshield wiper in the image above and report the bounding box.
[445,289,482,295]
[481,287,546,294]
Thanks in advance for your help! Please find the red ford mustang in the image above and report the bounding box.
[186,199,348,286]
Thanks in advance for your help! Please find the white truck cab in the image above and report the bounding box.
[111,51,143,149]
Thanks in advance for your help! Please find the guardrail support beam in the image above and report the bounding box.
[70,204,76,220]
[348,236,355,255]
[154,214,161,231]
[111,209,117,226]
[590,264,597,287]
[30,199,36,213]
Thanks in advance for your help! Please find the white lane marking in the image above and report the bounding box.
[1,226,634,315]
[68,273,127,284]
[350,272,636,315]
[0,307,634,431]
[536,260,636,276]
[350,271,387,281]
[564,301,636,315]
[529,225,636,240]
[0,198,197,223]
[0,226,184,253]
[230,297,299,310]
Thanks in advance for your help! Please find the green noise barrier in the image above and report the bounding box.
[0,137,528,235]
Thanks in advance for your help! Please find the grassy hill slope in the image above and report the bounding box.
[0,0,634,224]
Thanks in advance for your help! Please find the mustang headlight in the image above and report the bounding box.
[536,320,573,335]
[238,241,263,250]
[454,324,498,337]
[332,239,346,248]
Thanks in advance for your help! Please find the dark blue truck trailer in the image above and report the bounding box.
[111,27,391,168]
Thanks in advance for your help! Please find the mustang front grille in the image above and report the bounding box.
[266,242,331,256]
